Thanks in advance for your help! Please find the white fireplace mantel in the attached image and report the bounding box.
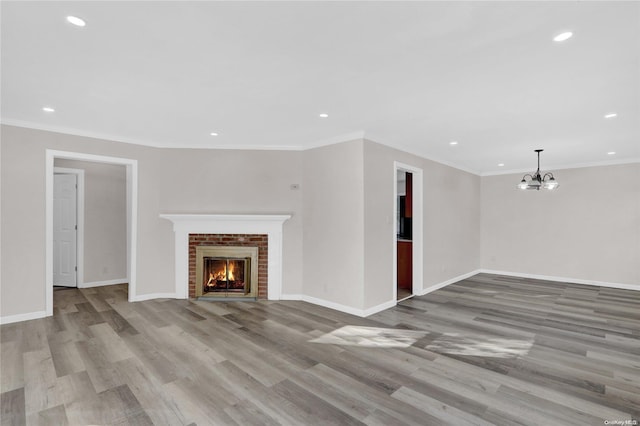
[160,214,291,300]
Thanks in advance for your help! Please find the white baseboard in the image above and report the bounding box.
[79,278,128,289]
[279,294,405,318]
[279,293,303,301]
[362,299,398,317]
[479,269,640,291]
[6,269,633,325]
[280,270,482,318]
[280,293,368,316]
[129,292,180,302]
[419,269,482,296]
[0,310,48,325]
[299,295,367,317]
[280,293,395,318]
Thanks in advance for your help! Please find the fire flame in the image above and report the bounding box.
[205,261,236,286]
[227,262,236,281]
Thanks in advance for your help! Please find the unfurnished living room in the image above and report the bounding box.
[1,1,639,425]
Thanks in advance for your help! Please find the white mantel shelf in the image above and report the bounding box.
[160,213,291,300]
[161,214,291,225]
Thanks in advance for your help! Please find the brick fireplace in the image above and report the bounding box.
[189,234,268,299]
[160,214,291,300]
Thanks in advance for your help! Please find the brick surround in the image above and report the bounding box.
[188,234,268,299]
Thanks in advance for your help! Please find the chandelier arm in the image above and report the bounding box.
[518,150,558,190]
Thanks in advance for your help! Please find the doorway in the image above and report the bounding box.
[396,170,412,300]
[393,162,423,302]
[45,150,138,317]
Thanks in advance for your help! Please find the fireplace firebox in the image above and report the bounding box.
[195,246,258,298]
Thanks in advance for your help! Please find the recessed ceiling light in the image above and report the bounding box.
[607,151,616,155]
[498,163,505,167]
[319,113,329,118]
[42,107,55,112]
[449,141,458,145]
[604,113,617,119]
[553,31,573,42]
[210,132,219,136]
[66,16,86,27]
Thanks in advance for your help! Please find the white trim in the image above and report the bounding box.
[393,162,424,303]
[364,134,480,176]
[479,269,640,292]
[0,310,48,325]
[392,168,399,303]
[5,119,169,149]
[362,299,397,317]
[160,214,291,301]
[130,292,179,302]
[303,131,366,150]
[46,154,54,315]
[419,269,482,296]
[481,158,640,177]
[46,150,138,318]
[54,167,85,287]
[165,144,301,151]
[298,295,367,317]
[160,214,292,223]
[79,278,128,289]
[7,121,639,178]
[4,120,476,174]
[126,163,139,303]
[279,293,304,301]
[281,295,398,318]
[1,119,357,152]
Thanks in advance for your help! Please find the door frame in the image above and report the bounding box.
[53,167,85,287]
[393,161,423,301]
[45,150,138,316]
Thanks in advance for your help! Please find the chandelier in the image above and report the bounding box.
[518,149,559,191]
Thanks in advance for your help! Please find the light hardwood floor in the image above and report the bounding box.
[1,273,639,425]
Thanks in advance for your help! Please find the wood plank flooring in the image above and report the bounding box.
[1,273,639,425]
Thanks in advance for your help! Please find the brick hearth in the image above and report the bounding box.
[188,234,268,299]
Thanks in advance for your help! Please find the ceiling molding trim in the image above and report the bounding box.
[6,119,635,177]
[0,119,357,152]
[302,131,366,150]
[0,119,482,175]
[481,158,640,177]
[407,151,480,176]
[363,136,481,176]
[1,118,169,148]
[164,144,303,151]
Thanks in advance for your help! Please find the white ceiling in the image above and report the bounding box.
[2,1,639,175]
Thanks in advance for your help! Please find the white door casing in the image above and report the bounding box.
[53,173,77,287]
[393,162,424,302]
[46,150,138,318]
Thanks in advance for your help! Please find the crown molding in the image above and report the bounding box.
[3,119,637,178]
[481,158,640,176]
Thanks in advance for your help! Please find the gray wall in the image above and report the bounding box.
[480,163,640,286]
[0,125,303,317]
[363,140,482,309]
[154,147,304,296]
[2,123,637,320]
[301,138,482,312]
[54,159,127,284]
[302,139,365,308]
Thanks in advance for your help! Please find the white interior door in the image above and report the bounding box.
[54,173,77,287]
